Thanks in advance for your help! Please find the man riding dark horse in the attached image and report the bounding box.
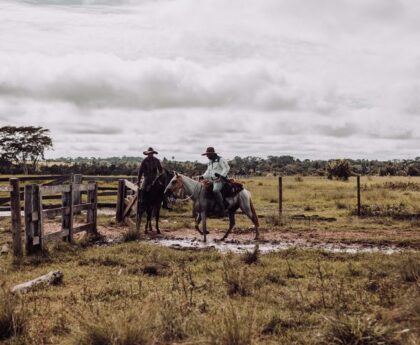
[138,147,163,206]
[200,147,230,216]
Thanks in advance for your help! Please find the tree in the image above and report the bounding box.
[0,126,53,174]
[326,159,352,181]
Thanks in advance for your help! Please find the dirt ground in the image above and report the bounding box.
[42,221,420,251]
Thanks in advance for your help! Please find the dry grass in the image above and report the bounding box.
[0,243,418,344]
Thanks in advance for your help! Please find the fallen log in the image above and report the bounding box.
[11,271,63,294]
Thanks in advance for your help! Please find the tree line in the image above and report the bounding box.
[1,126,419,177]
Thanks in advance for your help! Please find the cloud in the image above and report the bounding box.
[0,0,419,160]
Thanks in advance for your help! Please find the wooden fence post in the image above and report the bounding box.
[24,184,43,255]
[72,174,83,215]
[357,176,361,216]
[10,178,22,257]
[278,176,283,217]
[87,183,98,234]
[62,184,74,242]
[116,179,126,223]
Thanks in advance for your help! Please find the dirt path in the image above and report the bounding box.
[81,224,420,254]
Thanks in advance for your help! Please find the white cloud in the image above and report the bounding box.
[0,0,419,160]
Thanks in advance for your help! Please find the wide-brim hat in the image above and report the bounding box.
[143,147,158,155]
[202,147,218,156]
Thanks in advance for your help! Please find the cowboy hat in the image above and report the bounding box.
[143,147,158,155]
[202,147,218,156]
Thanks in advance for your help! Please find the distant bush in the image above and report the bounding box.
[326,159,352,181]
[407,165,420,176]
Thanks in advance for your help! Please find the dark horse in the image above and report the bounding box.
[136,168,174,234]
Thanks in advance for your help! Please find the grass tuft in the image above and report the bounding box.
[320,315,402,345]
[123,229,141,242]
[399,257,420,283]
[0,287,28,341]
[241,245,260,265]
[207,304,254,345]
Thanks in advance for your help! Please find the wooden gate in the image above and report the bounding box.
[115,179,139,226]
[24,182,98,255]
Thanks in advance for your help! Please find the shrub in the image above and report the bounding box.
[327,159,352,181]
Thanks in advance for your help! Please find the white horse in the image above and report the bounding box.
[164,173,259,242]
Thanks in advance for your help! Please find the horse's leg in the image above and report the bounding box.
[201,211,207,242]
[146,206,152,233]
[220,209,236,241]
[155,204,161,234]
[144,206,150,233]
[239,192,260,240]
[195,213,203,235]
[136,202,144,232]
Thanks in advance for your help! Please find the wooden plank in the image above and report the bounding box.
[76,184,96,192]
[97,191,118,197]
[43,207,68,218]
[124,180,138,192]
[98,202,117,208]
[116,179,126,223]
[72,174,83,215]
[24,185,34,255]
[41,185,70,195]
[98,187,118,191]
[73,223,95,234]
[62,185,74,242]
[82,176,136,182]
[0,186,12,192]
[74,203,94,213]
[42,175,70,186]
[44,229,69,242]
[86,183,98,234]
[35,185,44,252]
[123,193,138,219]
[10,179,23,257]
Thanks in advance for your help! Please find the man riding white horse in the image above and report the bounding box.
[200,147,230,216]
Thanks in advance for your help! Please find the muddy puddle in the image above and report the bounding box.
[144,238,408,254]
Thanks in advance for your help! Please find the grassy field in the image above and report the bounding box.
[0,175,420,344]
[0,242,419,344]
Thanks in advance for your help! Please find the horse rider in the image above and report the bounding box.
[138,147,163,205]
[201,147,230,216]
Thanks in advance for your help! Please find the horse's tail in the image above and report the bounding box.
[249,198,259,227]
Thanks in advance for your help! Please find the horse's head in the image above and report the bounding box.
[164,172,185,198]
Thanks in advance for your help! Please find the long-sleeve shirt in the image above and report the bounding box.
[203,156,230,180]
[138,156,163,188]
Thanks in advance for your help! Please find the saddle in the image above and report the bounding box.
[202,179,244,199]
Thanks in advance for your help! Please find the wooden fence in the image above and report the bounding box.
[24,182,98,255]
[0,174,136,211]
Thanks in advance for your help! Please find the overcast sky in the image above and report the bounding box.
[0,0,419,161]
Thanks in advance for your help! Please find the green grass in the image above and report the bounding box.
[0,243,419,344]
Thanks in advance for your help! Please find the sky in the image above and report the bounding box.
[0,0,419,162]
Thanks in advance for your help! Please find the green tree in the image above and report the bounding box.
[0,126,53,174]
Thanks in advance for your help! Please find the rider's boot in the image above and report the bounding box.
[214,190,226,217]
